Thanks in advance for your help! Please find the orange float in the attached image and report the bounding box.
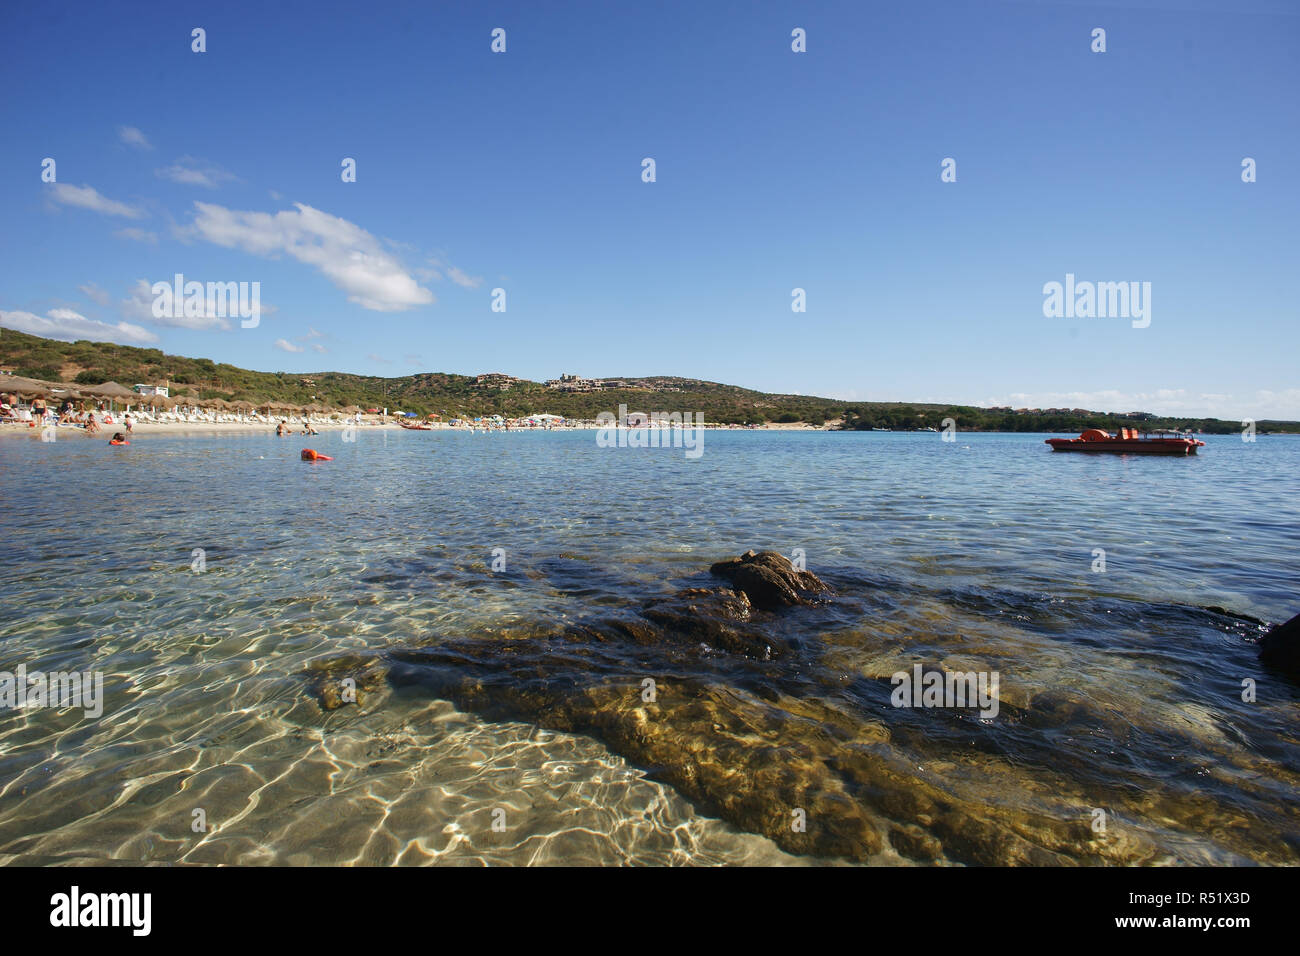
[301,448,333,461]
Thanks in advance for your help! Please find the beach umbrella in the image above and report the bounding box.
[80,381,138,412]
[81,381,138,399]
[0,375,62,397]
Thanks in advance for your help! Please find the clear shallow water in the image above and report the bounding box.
[0,429,1297,864]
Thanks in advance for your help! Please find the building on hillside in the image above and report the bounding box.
[134,384,170,397]
[544,374,636,392]
[474,373,519,390]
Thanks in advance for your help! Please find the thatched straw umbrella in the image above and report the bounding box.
[81,381,139,413]
[0,375,63,398]
[82,381,137,399]
[263,400,292,421]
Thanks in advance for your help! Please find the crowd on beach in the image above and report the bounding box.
[3,388,826,439]
[0,389,386,438]
[1,393,134,436]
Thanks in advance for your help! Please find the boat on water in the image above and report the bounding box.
[398,422,433,431]
[1046,428,1205,455]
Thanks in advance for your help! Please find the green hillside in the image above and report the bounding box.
[1,329,1295,433]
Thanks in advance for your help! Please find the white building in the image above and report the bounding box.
[134,384,170,397]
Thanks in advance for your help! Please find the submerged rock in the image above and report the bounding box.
[1259,611,1300,677]
[301,552,1299,866]
[306,653,386,710]
[638,587,782,659]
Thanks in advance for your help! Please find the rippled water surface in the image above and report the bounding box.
[1,429,1297,864]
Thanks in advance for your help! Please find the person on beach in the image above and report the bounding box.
[85,413,100,436]
[124,414,134,434]
[275,421,286,436]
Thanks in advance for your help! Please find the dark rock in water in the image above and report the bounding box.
[1259,611,1300,677]
[301,551,1115,864]
[708,550,831,610]
[304,551,1297,866]
[306,653,386,710]
[639,587,784,659]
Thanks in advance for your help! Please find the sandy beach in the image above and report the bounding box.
[0,419,395,438]
[0,418,830,439]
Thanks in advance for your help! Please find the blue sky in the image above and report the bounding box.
[1,0,1297,417]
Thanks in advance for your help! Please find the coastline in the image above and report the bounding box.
[0,419,832,439]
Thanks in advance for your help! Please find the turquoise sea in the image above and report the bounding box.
[0,429,1297,864]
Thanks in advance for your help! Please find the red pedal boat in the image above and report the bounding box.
[1046,428,1205,455]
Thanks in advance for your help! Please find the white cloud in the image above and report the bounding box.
[420,257,483,289]
[182,201,434,311]
[0,307,157,345]
[113,227,158,243]
[50,183,146,219]
[156,157,239,189]
[444,265,484,289]
[78,282,111,306]
[367,353,393,364]
[121,278,233,331]
[274,338,304,353]
[447,265,488,287]
[118,126,152,150]
[311,343,328,354]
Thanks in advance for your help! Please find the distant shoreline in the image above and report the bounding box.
[0,419,834,439]
[6,420,1296,441]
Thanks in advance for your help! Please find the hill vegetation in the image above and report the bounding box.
[1,329,1295,433]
